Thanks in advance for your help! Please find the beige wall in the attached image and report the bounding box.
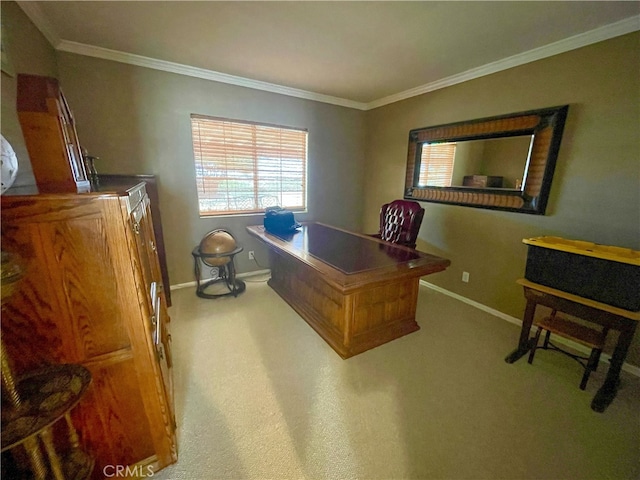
[364,32,640,365]
[481,136,531,188]
[0,1,57,193]
[55,52,366,285]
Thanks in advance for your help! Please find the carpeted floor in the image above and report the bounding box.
[154,277,640,480]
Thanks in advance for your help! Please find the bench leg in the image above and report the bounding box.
[528,327,543,364]
[580,348,602,391]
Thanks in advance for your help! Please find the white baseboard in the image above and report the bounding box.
[170,269,271,291]
[420,280,640,378]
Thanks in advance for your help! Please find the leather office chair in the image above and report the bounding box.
[371,199,425,249]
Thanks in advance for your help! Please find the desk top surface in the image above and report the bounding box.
[264,223,423,274]
[247,223,449,276]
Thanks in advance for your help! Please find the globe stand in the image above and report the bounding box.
[191,228,248,300]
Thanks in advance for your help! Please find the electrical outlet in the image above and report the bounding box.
[248,251,255,260]
[462,271,470,283]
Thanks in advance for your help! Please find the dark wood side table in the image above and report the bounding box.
[505,278,639,412]
[1,363,94,479]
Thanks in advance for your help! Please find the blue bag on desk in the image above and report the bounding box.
[264,206,301,234]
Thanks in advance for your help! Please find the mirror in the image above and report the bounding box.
[405,105,569,215]
[418,135,534,189]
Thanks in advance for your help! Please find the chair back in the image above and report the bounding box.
[378,200,424,249]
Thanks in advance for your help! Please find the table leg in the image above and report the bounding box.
[505,297,538,363]
[22,437,48,480]
[226,258,246,297]
[40,426,66,480]
[591,322,637,413]
[192,252,201,292]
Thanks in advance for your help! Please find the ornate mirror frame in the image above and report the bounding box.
[404,105,569,215]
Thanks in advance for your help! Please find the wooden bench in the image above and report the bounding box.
[528,310,609,390]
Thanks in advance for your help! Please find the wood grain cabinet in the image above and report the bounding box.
[98,174,172,306]
[17,74,91,193]
[1,183,177,478]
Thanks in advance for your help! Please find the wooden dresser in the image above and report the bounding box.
[98,174,172,306]
[1,183,177,478]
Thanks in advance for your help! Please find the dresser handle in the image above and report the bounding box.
[154,296,161,346]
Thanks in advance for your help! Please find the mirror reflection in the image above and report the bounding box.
[417,135,533,190]
[404,105,569,215]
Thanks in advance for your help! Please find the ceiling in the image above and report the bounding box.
[17,1,640,110]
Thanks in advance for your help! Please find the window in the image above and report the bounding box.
[190,115,308,216]
[418,142,456,187]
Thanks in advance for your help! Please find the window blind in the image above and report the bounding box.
[190,115,307,216]
[418,142,456,187]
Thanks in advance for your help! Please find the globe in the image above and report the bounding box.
[199,230,237,267]
[1,135,18,194]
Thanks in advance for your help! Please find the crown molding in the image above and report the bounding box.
[365,15,640,110]
[17,1,639,112]
[16,1,60,47]
[56,41,368,110]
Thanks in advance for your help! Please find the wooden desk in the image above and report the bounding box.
[247,223,450,358]
[505,278,639,412]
